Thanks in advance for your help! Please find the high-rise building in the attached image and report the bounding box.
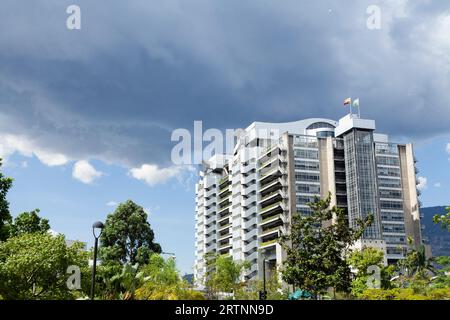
[193,113,423,287]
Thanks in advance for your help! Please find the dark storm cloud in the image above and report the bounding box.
[0,0,449,166]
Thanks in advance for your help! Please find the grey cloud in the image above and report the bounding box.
[0,0,449,166]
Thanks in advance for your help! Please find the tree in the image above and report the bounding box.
[135,254,204,300]
[431,256,450,289]
[9,209,50,237]
[398,241,435,278]
[0,233,90,299]
[0,159,13,242]
[281,193,373,298]
[99,200,161,266]
[348,248,395,296]
[105,263,143,300]
[433,207,450,231]
[235,273,288,300]
[204,253,250,299]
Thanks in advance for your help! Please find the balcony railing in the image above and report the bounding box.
[218,223,232,231]
[218,241,232,249]
[260,200,285,215]
[259,178,286,194]
[259,239,278,248]
[261,213,283,225]
[260,225,284,237]
[218,204,231,214]
[218,233,232,242]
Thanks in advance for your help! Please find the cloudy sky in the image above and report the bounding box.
[1,0,449,273]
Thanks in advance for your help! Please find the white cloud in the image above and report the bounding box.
[434,182,442,188]
[48,229,60,237]
[417,176,428,190]
[446,143,450,154]
[72,160,103,184]
[34,150,68,166]
[129,164,192,186]
[106,201,118,207]
[0,133,69,166]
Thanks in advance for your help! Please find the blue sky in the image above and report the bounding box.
[1,0,450,274]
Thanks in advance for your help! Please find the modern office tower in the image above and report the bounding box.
[193,113,423,287]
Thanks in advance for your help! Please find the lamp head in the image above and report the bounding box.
[92,221,104,238]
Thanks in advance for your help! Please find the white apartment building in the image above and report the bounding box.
[194,113,423,287]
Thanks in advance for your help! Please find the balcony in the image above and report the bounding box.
[260,213,284,227]
[205,224,215,234]
[218,196,231,206]
[218,241,232,250]
[218,206,231,217]
[258,145,281,162]
[205,187,217,198]
[260,225,284,238]
[218,223,232,232]
[245,251,258,263]
[219,175,229,185]
[259,166,286,182]
[205,233,216,243]
[217,213,231,224]
[242,183,257,195]
[259,239,278,249]
[243,227,257,241]
[260,200,286,215]
[205,206,216,216]
[241,174,256,186]
[218,232,232,242]
[259,190,285,206]
[259,178,286,194]
[205,196,216,207]
[242,194,257,208]
[243,216,257,229]
[259,154,286,170]
[218,186,231,197]
[241,164,256,175]
[205,215,216,225]
[244,240,258,252]
[205,244,216,253]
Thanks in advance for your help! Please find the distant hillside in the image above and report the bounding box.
[421,206,450,257]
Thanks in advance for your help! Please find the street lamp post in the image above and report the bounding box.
[262,259,267,299]
[259,249,268,300]
[90,221,104,300]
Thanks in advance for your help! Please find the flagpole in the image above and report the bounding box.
[350,98,353,117]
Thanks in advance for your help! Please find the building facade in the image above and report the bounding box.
[194,113,423,287]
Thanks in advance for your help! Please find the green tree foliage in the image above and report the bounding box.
[204,253,250,299]
[97,263,143,300]
[432,256,450,289]
[281,193,373,298]
[359,287,450,300]
[348,248,395,296]
[0,233,89,299]
[99,200,161,266]
[433,207,450,231]
[9,209,50,237]
[235,273,289,300]
[135,254,204,300]
[398,242,435,277]
[0,159,13,242]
